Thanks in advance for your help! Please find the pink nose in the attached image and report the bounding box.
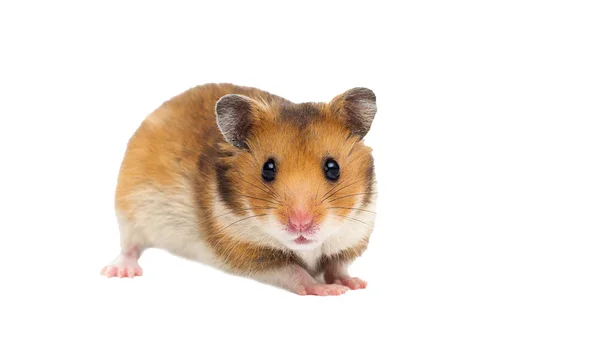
[288,209,313,232]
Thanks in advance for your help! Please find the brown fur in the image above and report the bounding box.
[116,83,376,275]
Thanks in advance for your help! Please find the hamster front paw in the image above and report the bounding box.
[323,263,368,290]
[295,283,350,296]
[329,277,367,290]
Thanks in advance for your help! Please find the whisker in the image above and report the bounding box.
[326,207,377,214]
[319,180,346,202]
[322,179,364,203]
[248,173,282,199]
[333,214,375,229]
[207,207,276,222]
[217,214,268,234]
[238,194,281,206]
[210,214,267,259]
[238,178,281,201]
[320,177,353,202]
[328,192,378,203]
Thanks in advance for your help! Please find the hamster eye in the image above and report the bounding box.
[262,159,276,182]
[324,159,340,181]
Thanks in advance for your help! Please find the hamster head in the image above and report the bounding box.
[214,87,377,251]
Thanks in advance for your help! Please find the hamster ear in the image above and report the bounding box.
[329,87,377,139]
[215,94,258,149]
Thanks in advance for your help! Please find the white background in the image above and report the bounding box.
[1,1,598,361]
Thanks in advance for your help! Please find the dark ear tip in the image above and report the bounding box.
[346,87,376,102]
[215,94,250,113]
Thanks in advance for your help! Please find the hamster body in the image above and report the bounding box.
[101,83,378,296]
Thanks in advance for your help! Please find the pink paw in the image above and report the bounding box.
[100,256,142,278]
[101,265,142,278]
[296,284,349,296]
[334,277,367,290]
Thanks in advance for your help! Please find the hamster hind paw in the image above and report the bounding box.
[101,253,143,278]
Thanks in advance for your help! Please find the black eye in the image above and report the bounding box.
[262,159,276,182]
[324,159,340,181]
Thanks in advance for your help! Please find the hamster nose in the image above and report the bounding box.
[288,209,313,232]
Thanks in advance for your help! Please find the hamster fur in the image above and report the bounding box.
[101,83,378,296]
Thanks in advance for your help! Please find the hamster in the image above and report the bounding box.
[101,83,378,296]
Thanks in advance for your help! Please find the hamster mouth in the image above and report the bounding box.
[293,236,314,244]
